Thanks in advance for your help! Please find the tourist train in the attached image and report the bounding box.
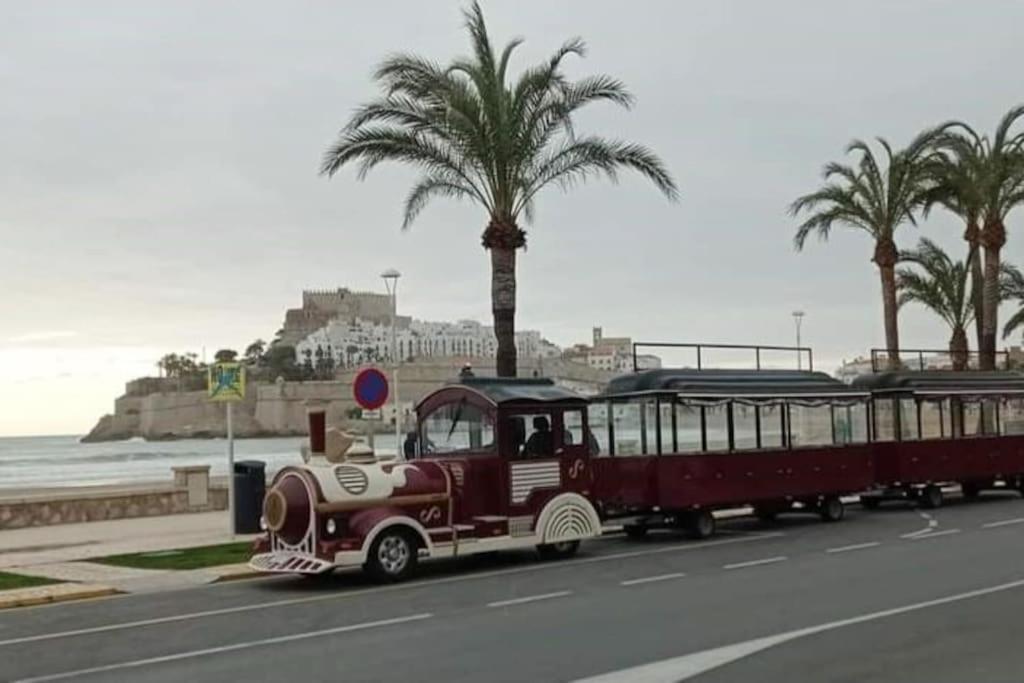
[250,344,1024,581]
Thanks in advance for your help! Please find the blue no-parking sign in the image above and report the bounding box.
[353,368,389,410]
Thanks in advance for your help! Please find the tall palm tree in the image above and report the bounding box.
[897,238,975,370]
[320,2,677,377]
[922,133,987,354]
[1000,262,1024,343]
[938,106,1024,369]
[791,132,940,368]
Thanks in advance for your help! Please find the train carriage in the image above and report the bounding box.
[853,370,1024,507]
[588,368,876,535]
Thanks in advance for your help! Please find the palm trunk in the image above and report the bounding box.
[979,218,1006,370]
[964,221,984,360]
[949,325,969,372]
[875,237,900,369]
[491,246,517,377]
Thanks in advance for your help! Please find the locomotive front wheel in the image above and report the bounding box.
[819,496,844,522]
[684,510,716,540]
[537,540,580,560]
[365,528,418,582]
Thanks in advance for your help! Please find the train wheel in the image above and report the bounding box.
[623,524,649,540]
[537,540,580,560]
[960,483,981,500]
[920,485,944,509]
[684,510,716,540]
[860,496,881,510]
[819,496,845,522]
[364,527,418,582]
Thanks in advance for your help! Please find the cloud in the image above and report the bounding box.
[6,331,79,343]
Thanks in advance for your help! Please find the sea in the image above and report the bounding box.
[0,434,400,491]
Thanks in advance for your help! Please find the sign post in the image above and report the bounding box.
[353,368,389,455]
[209,362,246,535]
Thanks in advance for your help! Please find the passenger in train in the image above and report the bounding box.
[523,416,553,457]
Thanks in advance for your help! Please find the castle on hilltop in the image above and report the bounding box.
[278,288,411,346]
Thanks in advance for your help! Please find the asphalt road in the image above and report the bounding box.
[2,492,1023,682]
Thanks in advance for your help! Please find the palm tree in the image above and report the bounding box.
[896,238,975,370]
[321,2,677,376]
[938,107,1024,369]
[999,262,1024,342]
[922,133,987,354]
[244,339,266,365]
[791,132,940,368]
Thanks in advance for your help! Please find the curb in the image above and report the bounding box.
[0,585,121,610]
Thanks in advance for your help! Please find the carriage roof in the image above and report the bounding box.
[851,370,1024,395]
[600,368,866,400]
[416,376,587,414]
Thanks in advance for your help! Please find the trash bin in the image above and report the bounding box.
[233,460,266,534]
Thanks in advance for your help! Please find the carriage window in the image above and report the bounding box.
[659,399,675,453]
[704,404,729,451]
[899,399,920,441]
[919,400,946,439]
[1001,398,1024,435]
[612,402,643,455]
[643,401,658,454]
[760,404,784,448]
[873,398,897,442]
[732,403,758,450]
[421,402,494,455]
[511,412,557,458]
[676,403,702,452]
[789,404,833,447]
[847,403,869,443]
[563,409,585,450]
[587,403,609,456]
[962,401,984,437]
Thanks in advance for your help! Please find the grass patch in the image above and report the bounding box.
[0,571,62,591]
[94,542,252,571]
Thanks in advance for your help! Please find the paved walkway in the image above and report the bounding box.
[0,511,245,568]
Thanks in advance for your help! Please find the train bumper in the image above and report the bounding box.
[249,552,335,574]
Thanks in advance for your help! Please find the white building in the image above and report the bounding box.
[296,317,561,368]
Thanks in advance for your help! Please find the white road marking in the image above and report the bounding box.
[573,577,1024,682]
[909,529,961,540]
[825,542,881,554]
[620,572,686,587]
[0,532,782,648]
[982,517,1024,529]
[723,556,787,570]
[901,511,939,539]
[486,591,572,608]
[12,613,433,683]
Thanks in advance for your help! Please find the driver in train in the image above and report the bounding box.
[523,416,554,457]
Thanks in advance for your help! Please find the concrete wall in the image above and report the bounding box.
[0,485,228,530]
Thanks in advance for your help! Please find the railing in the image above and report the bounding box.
[868,348,1011,373]
[631,342,813,373]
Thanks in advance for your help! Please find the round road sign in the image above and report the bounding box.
[353,368,389,410]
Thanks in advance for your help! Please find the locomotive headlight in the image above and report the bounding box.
[326,518,337,535]
[259,516,267,531]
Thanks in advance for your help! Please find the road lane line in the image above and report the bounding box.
[723,556,786,570]
[573,577,1024,682]
[982,517,1024,529]
[909,528,960,540]
[487,591,572,608]
[825,542,881,554]
[12,613,433,683]
[620,572,686,587]
[0,532,783,648]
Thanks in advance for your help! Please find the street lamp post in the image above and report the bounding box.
[381,269,402,456]
[792,310,805,370]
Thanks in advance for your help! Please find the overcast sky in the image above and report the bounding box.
[2,0,1023,436]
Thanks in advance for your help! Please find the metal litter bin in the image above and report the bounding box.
[233,460,266,533]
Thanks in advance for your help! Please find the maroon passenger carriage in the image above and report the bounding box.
[853,369,1024,508]
[251,377,603,581]
[588,365,875,535]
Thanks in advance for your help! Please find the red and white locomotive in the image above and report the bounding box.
[251,378,602,581]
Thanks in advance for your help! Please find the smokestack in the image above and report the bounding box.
[305,399,328,454]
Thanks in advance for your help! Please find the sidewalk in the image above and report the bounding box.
[0,512,261,604]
